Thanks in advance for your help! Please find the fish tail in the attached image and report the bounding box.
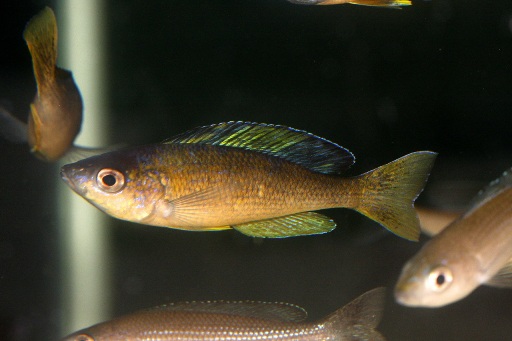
[346,0,411,7]
[322,287,386,341]
[23,7,58,89]
[354,151,437,241]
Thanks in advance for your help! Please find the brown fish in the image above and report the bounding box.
[60,288,386,341]
[0,7,83,161]
[287,0,411,8]
[416,206,460,237]
[61,122,436,240]
[396,168,512,307]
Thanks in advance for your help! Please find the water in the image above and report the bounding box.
[1,0,512,340]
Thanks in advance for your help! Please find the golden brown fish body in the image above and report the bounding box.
[24,7,83,161]
[396,170,512,307]
[61,288,386,341]
[61,122,436,240]
[287,0,411,7]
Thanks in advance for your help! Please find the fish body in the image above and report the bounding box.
[24,7,83,161]
[395,169,512,307]
[287,0,411,8]
[61,122,436,240]
[61,288,386,341]
[0,7,83,161]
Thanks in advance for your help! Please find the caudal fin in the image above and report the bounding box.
[23,7,58,90]
[355,151,437,241]
[322,287,386,341]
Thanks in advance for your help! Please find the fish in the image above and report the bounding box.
[60,121,436,240]
[395,168,512,307]
[416,206,460,237]
[0,7,83,162]
[60,287,387,341]
[286,0,411,8]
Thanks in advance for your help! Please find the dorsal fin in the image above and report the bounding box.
[163,122,354,174]
[151,300,308,322]
[466,168,512,216]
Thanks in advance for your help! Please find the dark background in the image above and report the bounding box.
[1,0,512,340]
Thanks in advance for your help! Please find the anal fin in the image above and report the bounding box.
[233,212,336,238]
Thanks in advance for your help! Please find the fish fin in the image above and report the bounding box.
[233,212,336,238]
[465,168,512,217]
[0,106,28,143]
[154,301,308,322]
[486,260,512,288]
[60,144,126,163]
[163,122,354,175]
[23,7,59,90]
[347,0,410,7]
[321,287,386,341]
[354,151,437,241]
[287,0,410,6]
[160,187,227,226]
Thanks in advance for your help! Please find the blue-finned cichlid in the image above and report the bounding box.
[60,288,387,341]
[60,121,436,240]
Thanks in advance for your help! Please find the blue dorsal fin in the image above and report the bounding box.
[163,122,355,174]
[466,168,512,215]
[152,300,308,322]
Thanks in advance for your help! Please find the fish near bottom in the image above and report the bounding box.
[60,287,386,341]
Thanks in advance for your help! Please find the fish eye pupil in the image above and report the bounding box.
[102,174,116,186]
[436,274,445,286]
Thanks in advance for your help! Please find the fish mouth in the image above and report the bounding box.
[60,166,87,196]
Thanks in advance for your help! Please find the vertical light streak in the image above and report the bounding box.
[56,0,111,335]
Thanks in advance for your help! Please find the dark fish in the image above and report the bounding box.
[61,288,387,341]
[287,0,411,8]
[61,122,436,240]
[0,7,90,162]
[396,168,512,307]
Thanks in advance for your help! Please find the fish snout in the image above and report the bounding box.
[60,165,89,195]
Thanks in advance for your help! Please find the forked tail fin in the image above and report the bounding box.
[355,151,437,241]
[23,7,58,90]
[322,287,386,341]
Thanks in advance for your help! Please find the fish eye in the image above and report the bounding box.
[75,334,94,341]
[97,168,125,193]
[427,266,453,292]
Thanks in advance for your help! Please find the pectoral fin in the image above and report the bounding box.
[233,212,336,238]
[486,260,512,288]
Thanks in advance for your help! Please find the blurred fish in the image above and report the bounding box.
[287,0,411,8]
[61,287,387,341]
[0,7,87,162]
[416,206,460,237]
[395,168,512,307]
[61,122,436,240]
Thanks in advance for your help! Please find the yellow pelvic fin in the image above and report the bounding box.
[233,212,336,238]
[354,151,437,241]
[23,7,58,89]
[345,0,411,7]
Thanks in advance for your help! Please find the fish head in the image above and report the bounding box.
[60,322,126,341]
[60,148,166,223]
[394,246,480,308]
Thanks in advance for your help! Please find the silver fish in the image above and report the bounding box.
[395,168,512,307]
[61,288,386,341]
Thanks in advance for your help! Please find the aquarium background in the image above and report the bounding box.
[1,0,512,340]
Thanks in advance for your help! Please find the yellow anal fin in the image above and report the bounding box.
[23,7,58,89]
[233,212,336,238]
